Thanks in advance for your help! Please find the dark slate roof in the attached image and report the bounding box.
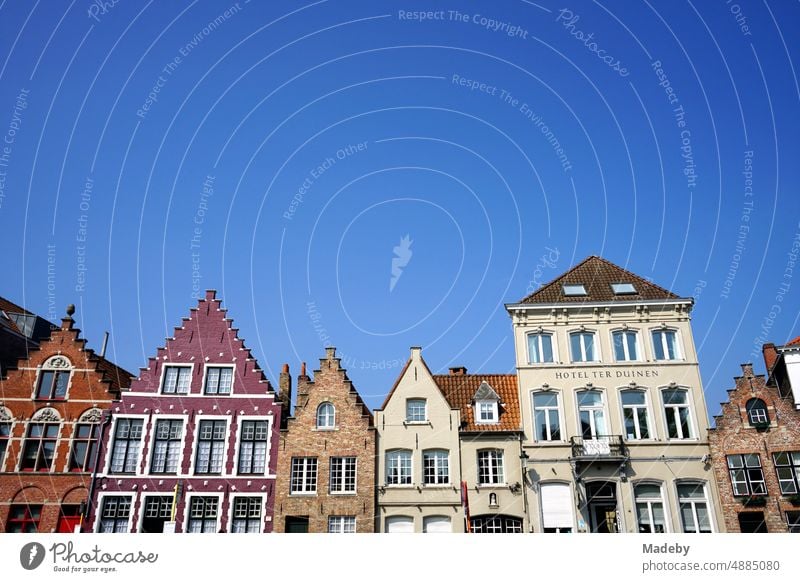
[433,373,521,432]
[516,255,680,304]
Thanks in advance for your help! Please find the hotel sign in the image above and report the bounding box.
[554,369,661,380]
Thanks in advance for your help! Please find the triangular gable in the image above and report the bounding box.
[472,381,500,402]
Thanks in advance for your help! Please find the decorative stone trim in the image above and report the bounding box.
[31,407,62,422]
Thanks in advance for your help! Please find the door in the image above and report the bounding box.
[56,505,82,533]
[285,516,309,533]
[585,481,618,533]
[385,516,414,533]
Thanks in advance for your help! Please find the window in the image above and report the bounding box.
[195,420,226,474]
[187,497,218,533]
[738,512,768,533]
[612,330,638,361]
[677,483,712,533]
[422,515,451,533]
[746,398,769,425]
[328,515,356,533]
[611,283,637,294]
[150,420,183,474]
[621,390,650,440]
[533,392,561,441]
[570,331,597,362]
[787,511,800,533]
[385,516,414,533]
[98,497,131,533]
[231,497,262,533]
[527,332,554,363]
[329,457,357,493]
[423,450,449,485]
[652,329,680,361]
[161,365,191,394]
[316,402,335,429]
[6,504,42,532]
[69,423,99,471]
[203,366,233,395]
[477,450,504,485]
[470,516,522,533]
[141,496,172,533]
[727,454,766,496]
[476,401,498,423]
[540,483,573,532]
[563,284,587,296]
[110,419,143,474]
[386,450,412,485]
[577,391,606,439]
[634,484,666,533]
[20,423,59,471]
[290,457,318,493]
[0,422,11,467]
[772,451,800,494]
[238,420,269,475]
[406,399,426,422]
[662,389,693,439]
[35,370,70,399]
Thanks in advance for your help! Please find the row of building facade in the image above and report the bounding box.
[1,256,799,533]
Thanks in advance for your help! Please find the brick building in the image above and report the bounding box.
[85,290,282,533]
[0,303,131,532]
[709,340,800,533]
[274,347,375,533]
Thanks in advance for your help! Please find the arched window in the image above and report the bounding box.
[634,483,666,533]
[527,332,554,363]
[35,356,72,400]
[620,389,650,440]
[316,402,335,429]
[745,398,769,426]
[570,331,598,362]
[577,390,606,439]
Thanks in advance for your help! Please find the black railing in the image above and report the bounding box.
[570,435,627,460]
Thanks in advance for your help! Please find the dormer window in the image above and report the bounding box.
[611,283,637,294]
[746,398,769,426]
[563,284,587,296]
[476,401,499,424]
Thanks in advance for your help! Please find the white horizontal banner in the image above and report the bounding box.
[1,534,797,581]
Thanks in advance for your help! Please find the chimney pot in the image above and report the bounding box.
[449,366,467,376]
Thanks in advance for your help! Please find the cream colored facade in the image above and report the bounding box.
[374,348,464,532]
[507,297,725,533]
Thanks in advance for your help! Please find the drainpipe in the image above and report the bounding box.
[518,433,530,532]
[83,410,113,532]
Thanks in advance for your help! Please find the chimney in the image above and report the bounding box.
[763,343,778,374]
[61,304,76,331]
[296,362,311,410]
[279,364,292,427]
[449,366,467,376]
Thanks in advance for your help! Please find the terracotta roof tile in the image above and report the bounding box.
[433,373,521,432]
[516,256,680,304]
[786,336,800,346]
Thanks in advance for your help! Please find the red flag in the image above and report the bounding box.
[461,481,471,532]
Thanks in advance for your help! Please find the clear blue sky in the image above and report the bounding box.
[1,0,798,415]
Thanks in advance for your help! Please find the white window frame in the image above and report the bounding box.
[316,402,336,429]
[611,329,640,362]
[531,390,563,442]
[328,515,356,533]
[104,414,147,476]
[228,494,267,533]
[619,388,653,441]
[405,399,427,423]
[289,456,318,494]
[727,454,767,496]
[475,400,499,424]
[632,481,670,533]
[95,492,135,533]
[675,481,714,533]
[201,364,234,395]
[477,449,505,486]
[569,330,599,363]
[386,449,413,486]
[773,451,800,495]
[146,416,186,475]
[422,449,450,485]
[651,328,683,361]
[234,415,273,476]
[187,415,231,476]
[576,389,608,439]
[526,331,556,364]
[33,356,74,400]
[184,493,223,533]
[661,387,695,440]
[159,363,193,395]
[329,456,357,494]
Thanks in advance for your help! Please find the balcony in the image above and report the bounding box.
[570,436,628,461]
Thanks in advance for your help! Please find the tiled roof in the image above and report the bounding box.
[433,373,521,432]
[786,336,800,347]
[516,255,680,304]
[89,350,134,392]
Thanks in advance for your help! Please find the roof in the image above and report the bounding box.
[433,373,521,432]
[786,336,800,347]
[515,255,680,304]
[88,349,134,392]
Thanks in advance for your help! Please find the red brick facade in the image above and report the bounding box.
[0,309,131,532]
[273,348,375,532]
[708,363,800,533]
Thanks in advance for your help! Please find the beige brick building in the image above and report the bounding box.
[273,347,375,532]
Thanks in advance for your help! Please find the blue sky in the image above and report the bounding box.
[0,0,798,414]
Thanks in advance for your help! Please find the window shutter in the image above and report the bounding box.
[541,483,573,529]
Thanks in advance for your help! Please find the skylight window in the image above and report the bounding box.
[563,284,587,296]
[611,283,637,295]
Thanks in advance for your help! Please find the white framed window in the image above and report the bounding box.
[532,391,561,441]
[563,283,587,296]
[328,515,356,533]
[162,365,191,394]
[20,422,59,471]
[203,366,233,395]
[476,401,498,423]
[386,449,412,485]
[621,389,650,440]
[634,483,666,533]
[110,418,143,474]
[150,419,183,474]
[290,457,318,493]
[577,390,607,439]
[422,449,449,485]
[186,496,218,533]
[98,495,132,533]
[662,388,693,439]
[569,331,598,362]
[237,420,269,475]
[727,454,766,496]
[677,482,712,533]
[385,516,413,533]
[527,332,554,364]
[194,419,226,474]
[35,358,71,400]
[231,497,262,533]
[329,456,356,493]
[612,330,639,361]
[0,421,11,470]
[773,451,800,494]
[316,402,335,429]
[406,399,427,423]
[611,282,637,294]
[787,511,800,533]
[422,515,451,533]
[540,482,573,533]
[746,398,769,425]
[477,449,504,485]
[470,515,523,533]
[652,329,681,361]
